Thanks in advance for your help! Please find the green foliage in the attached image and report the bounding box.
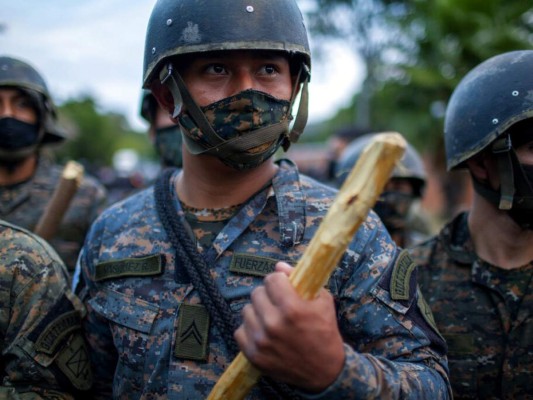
[52,95,155,167]
[304,0,533,150]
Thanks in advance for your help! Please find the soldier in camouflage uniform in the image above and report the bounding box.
[408,51,533,399]
[78,0,451,398]
[0,219,92,398]
[0,56,107,276]
[336,133,433,248]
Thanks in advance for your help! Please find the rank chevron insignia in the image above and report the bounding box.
[181,320,203,345]
[175,303,210,361]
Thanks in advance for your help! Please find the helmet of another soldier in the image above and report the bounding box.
[444,50,533,170]
[0,56,65,144]
[335,133,426,197]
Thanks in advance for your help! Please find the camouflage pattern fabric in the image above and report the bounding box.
[0,220,92,398]
[409,212,533,399]
[0,156,107,275]
[79,160,451,399]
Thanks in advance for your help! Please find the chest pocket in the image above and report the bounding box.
[88,288,159,369]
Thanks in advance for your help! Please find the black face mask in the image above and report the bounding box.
[373,191,415,233]
[0,117,40,150]
[508,162,533,230]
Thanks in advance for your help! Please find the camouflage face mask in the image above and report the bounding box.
[178,89,291,170]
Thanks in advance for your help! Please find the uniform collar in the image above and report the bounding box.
[441,211,477,265]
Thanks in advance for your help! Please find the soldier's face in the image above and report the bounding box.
[0,88,38,124]
[177,50,293,107]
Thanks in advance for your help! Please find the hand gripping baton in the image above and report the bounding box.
[207,132,407,400]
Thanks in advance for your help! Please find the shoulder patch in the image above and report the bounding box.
[230,253,280,277]
[390,250,417,300]
[35,310,81,355]
[95,254,164,281]
[417,287,445,342]
[55,333,93,391]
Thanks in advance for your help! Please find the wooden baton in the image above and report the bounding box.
[207,132,407,400]
[34,160,85,241]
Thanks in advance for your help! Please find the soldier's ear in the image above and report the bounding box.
[150,82,176,120]
[466,151,492,182]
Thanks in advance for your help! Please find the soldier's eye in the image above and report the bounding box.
[15,98,34,110]
[263,65,276,75]
[206,64,226,74]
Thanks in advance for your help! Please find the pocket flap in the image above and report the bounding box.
[89,288,159,333]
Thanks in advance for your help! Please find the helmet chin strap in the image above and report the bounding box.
[285,63,310,149]
[158,61,311,157]
[159,63,221,155]
[491,134,515,210]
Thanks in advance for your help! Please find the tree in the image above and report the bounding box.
[304,0,413,128]
[53,95,155,170]
[304,0,533,219]
[304,0,533,149]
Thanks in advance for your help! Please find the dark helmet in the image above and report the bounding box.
[0,56,65,143]
[335,133,426,196]
[142,0,311,89]
[444,50,533,170]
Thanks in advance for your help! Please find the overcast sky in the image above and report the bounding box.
[2,0,364,131]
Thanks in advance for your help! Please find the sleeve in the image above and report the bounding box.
[0,234,93,399]
[301,215,451,399]
[78,226,117,399]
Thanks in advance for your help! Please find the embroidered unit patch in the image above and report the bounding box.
[390,250,417,300]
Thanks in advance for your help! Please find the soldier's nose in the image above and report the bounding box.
[230,72,254,95]
[0,101,14,117]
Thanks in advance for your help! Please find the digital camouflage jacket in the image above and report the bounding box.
[0,220,92,399]
[0,156,107,275]
[409,212,533,399]
[79,160,451,399]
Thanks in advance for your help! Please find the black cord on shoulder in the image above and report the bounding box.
[154,169,240,354]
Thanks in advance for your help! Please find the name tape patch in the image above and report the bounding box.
[230,253,281,277]
[95,254,164,282]
[442,332,476,355]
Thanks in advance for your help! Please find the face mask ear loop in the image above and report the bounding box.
[159,63,224,155]
[492,134,515,210]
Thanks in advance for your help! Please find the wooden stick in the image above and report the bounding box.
[207,132,407,400]
[34,160,84,241]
